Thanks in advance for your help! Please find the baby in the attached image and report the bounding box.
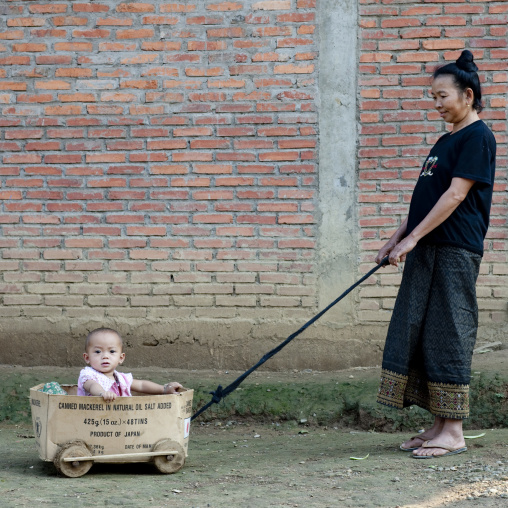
[78,327,182,402]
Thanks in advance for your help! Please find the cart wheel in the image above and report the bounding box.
[152,439,185,474]
[54,440,93,478]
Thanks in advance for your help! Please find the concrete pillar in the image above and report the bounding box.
[317,0,359,323]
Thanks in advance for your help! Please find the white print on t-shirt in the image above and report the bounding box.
[420,156,438,177]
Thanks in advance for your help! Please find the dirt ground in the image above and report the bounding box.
[1,421,507,508]
[1,348,507,507]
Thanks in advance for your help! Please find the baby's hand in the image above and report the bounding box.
[100,390,117,402]
[163,382,182,394]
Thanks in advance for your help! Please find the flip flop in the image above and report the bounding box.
[412,440,467,459]
[399,435,426,452]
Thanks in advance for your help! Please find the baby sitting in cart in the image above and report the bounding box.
[78,327,182,402]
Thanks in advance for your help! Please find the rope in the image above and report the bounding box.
[191,257,389,421]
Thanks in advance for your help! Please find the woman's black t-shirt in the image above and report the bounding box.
[406,120,496,256]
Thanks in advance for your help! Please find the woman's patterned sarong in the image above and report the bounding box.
[377,244,481,419]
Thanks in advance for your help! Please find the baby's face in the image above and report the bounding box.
[83,332,125,378]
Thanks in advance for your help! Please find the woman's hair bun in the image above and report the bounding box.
[456,50,478,73]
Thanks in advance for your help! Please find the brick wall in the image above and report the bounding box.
[357,0,508,327]
[0,0,506,368]
[0,1,319,325]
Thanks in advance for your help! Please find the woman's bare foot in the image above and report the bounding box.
[401,416,445,450]
[401,430,440,450]
[412,418,465,457]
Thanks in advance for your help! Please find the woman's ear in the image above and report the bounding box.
[465,87,474,104]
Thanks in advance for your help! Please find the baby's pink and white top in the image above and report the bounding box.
[77,366,133,397]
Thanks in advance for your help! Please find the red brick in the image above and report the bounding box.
[422,39,465,51]
[360,52,393,63]
[382,136,424,146]
[97,18,133,27]
[0,190,22,200]
[361,100,399,111]
[0,29,24,40]
[397,52,439,63]
[187,41,227,51]
[0,56,31,65]
[208,176,251,188]
[164,227,210,240]
[117,28,154,39]
[470,39,507,49]
[401,28,441,39]
[150,213,190,224]
[186,15,223,25]
[382,18,421,29]
[274,63,314,74]
[0,82,27,91]
[7,18,46,28]
[428,16,468,26]
[191,213,232,224]
[381,64,422,75]
[141,41,182,51]
[207,27,244,37]
[43,154,81,164]
[0,167,21,177]
[173,127,213,137]
[142,15,178,25]
[444,27,486,38]
[208,78,246,89]
[230,64,270,75]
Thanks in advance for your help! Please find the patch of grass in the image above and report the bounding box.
[191,375,508,431]
[469,372,508,428]
[1,368,507,431]
[0,371,75,423]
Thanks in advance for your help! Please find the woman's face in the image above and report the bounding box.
[431,75,471,126]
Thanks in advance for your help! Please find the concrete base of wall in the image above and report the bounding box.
[1,317,506,371]
[0,316,384,369]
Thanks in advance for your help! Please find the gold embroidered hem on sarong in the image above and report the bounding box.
[377,368,470,419]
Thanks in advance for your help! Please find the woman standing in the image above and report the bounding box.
[375,50,497,458]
